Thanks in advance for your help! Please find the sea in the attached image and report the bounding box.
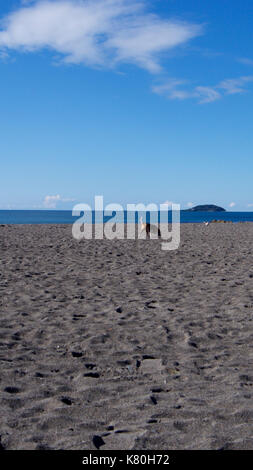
[0,210,253,224]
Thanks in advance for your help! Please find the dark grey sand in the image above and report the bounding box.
[1,223,253,450]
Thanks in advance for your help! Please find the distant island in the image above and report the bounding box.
[185,204,226,212]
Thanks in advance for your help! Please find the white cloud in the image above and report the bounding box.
[247,203,253,208]
[0,0,202,73]
[229,202,236,208]
[43,194,75,208]
[43,194,61,208]
[152,75,253,104]
[186,202,194,208]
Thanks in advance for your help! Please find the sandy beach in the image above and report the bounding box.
[1,223,253,450]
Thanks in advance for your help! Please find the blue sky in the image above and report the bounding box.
[0,0,253,210]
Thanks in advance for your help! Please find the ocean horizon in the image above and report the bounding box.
[1,210,253,225]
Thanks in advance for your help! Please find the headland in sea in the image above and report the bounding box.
[1,222,253,449]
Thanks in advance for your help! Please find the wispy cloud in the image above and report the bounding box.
[237,57,253,66]
[153,75,253,104]
[152,80,221,103]
[219,76,253,95]
[195,86,221,103]
[0,0,202,73]
[43,194,75,208]
[0,50,8,59]
[229,202,236,208]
